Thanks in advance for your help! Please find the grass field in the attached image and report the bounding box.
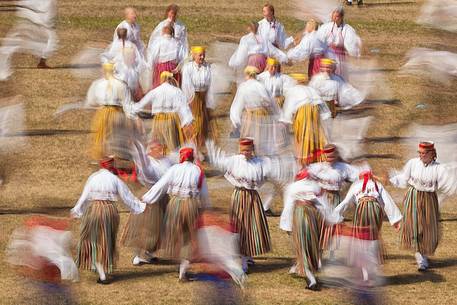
[1,0,457,304]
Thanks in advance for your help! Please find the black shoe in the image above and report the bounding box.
[346,1,353,6]
[306,282,321,291]
[97,278,111,285]
[265,209,275,217]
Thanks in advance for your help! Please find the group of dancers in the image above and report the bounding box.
[59,3,457,291]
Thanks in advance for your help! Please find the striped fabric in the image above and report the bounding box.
[160,195,200,259]
[76,201,120,274]
[230,188,271,257]
[401,187,440,256]
[308,54,322,79]
[152,61,181,89]
[320,190,342,251]
[292,201,322,274]
[150,112,184,152]
[292,104,327,166]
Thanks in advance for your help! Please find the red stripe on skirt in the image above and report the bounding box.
[152,60,181,89]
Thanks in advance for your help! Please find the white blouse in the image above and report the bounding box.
[85,77,131,109]
[287,31,326,61]
[317,22,361,57]
[257,18,294,49]
[71,169,146,218]
[280,179,327,232]
[129,82,193,127]
[230,78,279,128]
[280,85,331,124]
[142,161,210,207]
[257,71,296,98]
[17,0,56,28]
[148,18,189,56]
[228,33,288,70]
[181,61,215,109]
[307,161,359,191]
[113,20,145,55]
[333,179,403,225]
[146,35,184,68]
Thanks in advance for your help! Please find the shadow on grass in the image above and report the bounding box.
[248,258,293,274]
[429,258,457,269]
[384,271,445,286]
[114,267,176,282]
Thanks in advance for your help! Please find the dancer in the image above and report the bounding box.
[113,7,145,56]
[142,147,210,280]
[71,157,146,284]
[257,3,294,49]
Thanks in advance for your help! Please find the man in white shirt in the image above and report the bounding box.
[113,7,145,56]
[257,4,294,50]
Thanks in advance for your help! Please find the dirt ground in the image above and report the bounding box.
[0,0,457,304]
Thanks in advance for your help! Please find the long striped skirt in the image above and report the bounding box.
[150,112,184,152]
[320,190,342,251]
[400,187,440,256]
[351,197,385,264]
[160,195,200,259]
[90,105,127,160]
[121,196,168,253]
[292,201,322,274]
[247,54,267,73]
[293,104,327,166]
[190,91,215,149]
[76,201,120,274]
[230,187,271,257]
[152,60,181,89]
[308,54,323,79]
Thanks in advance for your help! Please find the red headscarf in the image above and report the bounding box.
[359,170,379,193]
[179,147,205,189]
[295,168,310,181]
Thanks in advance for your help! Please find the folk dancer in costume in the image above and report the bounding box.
[128,71,194,152]
[206,138,283,272]
[333,169,402,282]
[147,25,184,89]
[113,7,145,56]
[257,57,296,108]
[317,6,361,77]
[71,157,146,284]
[181,46,217,152]
[86,62,134,160]
[257,3,294,49]
[229,21,288,73]
[103,28,147,101]
[307,144,359,256]
[309,58,364,118]
[280,77,331,165]
[121,140,175,266]
[389,141,457,271]
[230,66,284,156]
[148,4,189,58]
[287,19,327,79]
[142,147,210,280]
[280,168,328,290]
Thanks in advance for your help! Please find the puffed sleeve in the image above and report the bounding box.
[436,162,457,196]
[333,183,356,222]
[229,36,249,69]
[142,167,173,203]
[378,183,402,225]
[130,140,160,187]
[129,88,155,114]
[71,176,93,218]
[84,81,99,108]
[147,21,163,51]
[181,62,195,102]
[205,140,232,172]
[276,22,293,49]
[229,85,245,128]
[267,42,288,64]
[390,159,413,188]
[343,25,361,57]
[116,178,146,214]
[279,183,297,232]
[287,34,312,62]
[175,91,194,127]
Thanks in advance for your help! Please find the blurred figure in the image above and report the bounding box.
[148,4,189,57]
[113,7,145,56]
[287,19,326,79]
[229,21,288,72]
[142,147,210,280]
[230,66,284,156]
[333,169,402,282]
[309,58,365,118]
[128,71,194,151]
[417,0,457,33]
[181,46,217,152]
[317,6,361,77]
[0,0,57,79]
[147,25,185,89]
[71,157,146,284]
[280,78,330,165]
[257,57,296,108]
[6,215,78,304]
[280,168,328,290]
[257,3,294,49]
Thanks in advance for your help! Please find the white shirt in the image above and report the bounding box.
[142,161,210,207]
[113,20,145,55]
[287,31,326,61]
[146,34,184,67]
[71,169,146,218]
[230,78,279,128]
[228,33,288,69]
[280,179,327,232]
[85,77,132,108]
[129,82,193,127]
[257,18,293,49]
[148,18,189,56]
[257,71,296,98]
[307,161,359,191]
[317,22,361,57]
[280,85,330,124]
[181,61,215,109]
[334,179,402,225]
[17,0,56,28]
